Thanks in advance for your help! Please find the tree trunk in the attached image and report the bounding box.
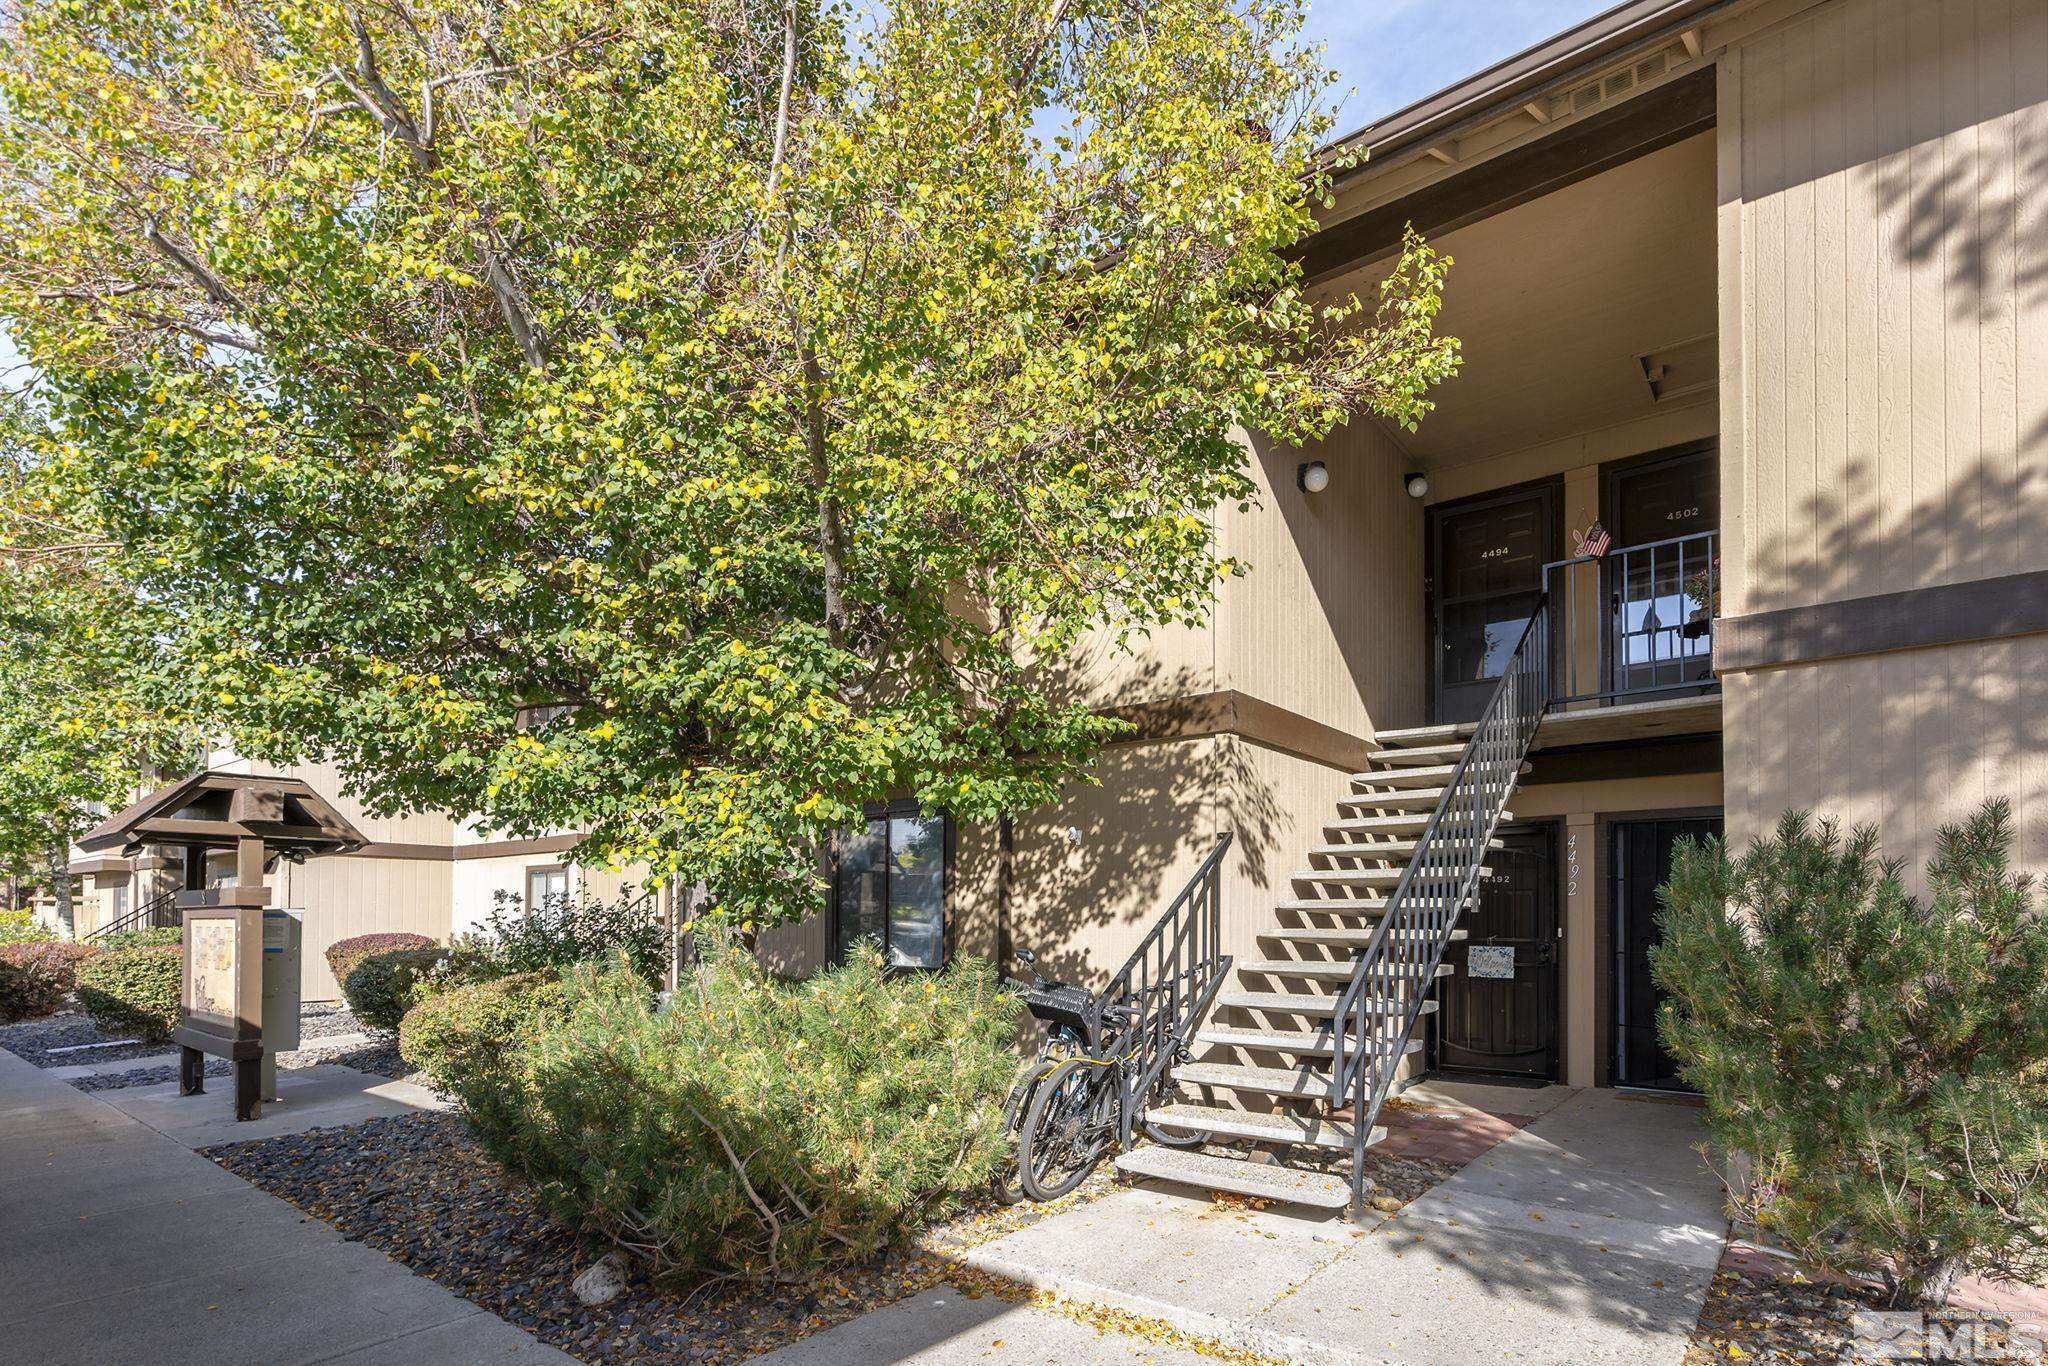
[800,346,847,651]
[47,843,72,938]
[995,813,1015,970]
[1895,1253,1967,1309]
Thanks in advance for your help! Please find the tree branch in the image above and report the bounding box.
[141,219,247,312]
[763,0,798,205]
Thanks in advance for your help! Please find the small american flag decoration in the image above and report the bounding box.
[1573,521,1612,558]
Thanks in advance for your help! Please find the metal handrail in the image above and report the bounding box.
[83,889,180,943]
[1106,831,1234,1151]
[1543,528,1718,708]
[1327,600,1549,1213]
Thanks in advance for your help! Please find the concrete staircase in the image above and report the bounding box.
[1113,720,1522,1211]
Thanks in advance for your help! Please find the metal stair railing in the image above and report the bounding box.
[1107,831,1234,1151]
[1327,600,1549,1214]
[82,889,180,943]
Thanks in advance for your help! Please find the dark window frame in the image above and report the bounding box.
[830,799,953,970]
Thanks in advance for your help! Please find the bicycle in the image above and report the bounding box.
[995,949,1206,1203]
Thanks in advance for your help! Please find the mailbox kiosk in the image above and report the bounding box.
[77,772,365,1120]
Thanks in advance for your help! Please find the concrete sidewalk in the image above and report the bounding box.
[959,1085,1727,1366]
[0,1047,568,1366]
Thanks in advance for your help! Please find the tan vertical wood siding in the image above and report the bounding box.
[1723,0,2048,880]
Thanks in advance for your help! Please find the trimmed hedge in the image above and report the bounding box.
[0,958,66,1022]
[98,926,182,952]
[398,971,567,1089]
[325,932,439,988]
[75,945,182,1041]
[343,946,448,1032]
[0,939,101,994]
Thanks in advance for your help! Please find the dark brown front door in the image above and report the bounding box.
[1612,814,1721,1090]
[1429,485,1556,724]
[1435,826,1559,1080]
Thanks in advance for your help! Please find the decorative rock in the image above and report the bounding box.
[573,1250,632,1307]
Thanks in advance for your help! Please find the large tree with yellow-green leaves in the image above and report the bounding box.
[0,0,1458,924]
[0,408,199,911]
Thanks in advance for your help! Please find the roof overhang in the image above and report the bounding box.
[77,770,368,859]
[1327,0,1741,175]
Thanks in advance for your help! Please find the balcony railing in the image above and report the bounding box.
[1541,529,1718,708]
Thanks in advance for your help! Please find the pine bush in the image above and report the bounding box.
[443,936,1018,1281]
[1653,799,2048,1307]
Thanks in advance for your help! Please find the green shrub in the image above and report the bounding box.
[343,946,448,1032]
[0,909,55,945]
[75,946,183,1041]
[325,932,438,989]
[398,972,567,1088]
[1654,799,2048,1308]
[471,889,666,986]
[0,939,101,994]
[98,926,182,952]
[444,937,1017,1281]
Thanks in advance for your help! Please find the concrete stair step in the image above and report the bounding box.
[1349,760,1528,790]
[1197,1025,1361,1056]
[1217,992,1439,1020]
[1367,742,1470,766]
[1275,896,1390,914]
[1349,763,1462,789]
[1144,1102,1382,1152]
[1113,1146,1354,1210]
[1306,837,1502,859]
[1175,1049,1418,1097]
[1240,959,1455,982]
[1334,788,1450,811]
[1263,926,1469,947]
[1293,866,1491,887]
[1371,722,1475,747]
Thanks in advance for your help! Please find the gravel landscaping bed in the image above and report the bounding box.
[3,1004,419,1087]
[71,1059,231,1093]
[0,1011,167,1067]
[206,1111,1124,1364]
[1684,1250,2046,1364]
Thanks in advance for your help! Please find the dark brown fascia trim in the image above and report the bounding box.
[1715,569,2048,674]
[1523,735,1721,786]
[1112,690,1376,773]
[1301,67,1716,282]
[348,834,585,862]
[66,858,130,878]
[1325,0,1736,172]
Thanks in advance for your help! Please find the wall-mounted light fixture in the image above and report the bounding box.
[1297,460,1330,494]
[1404,471,1429,499]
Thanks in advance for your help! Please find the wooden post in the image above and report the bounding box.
[179,1045,206,1096]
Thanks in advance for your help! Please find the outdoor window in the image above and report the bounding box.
[108,884,129,921]
[525,865,569,906]
[834,803,947,969]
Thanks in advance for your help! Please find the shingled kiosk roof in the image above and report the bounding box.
[77,770,367,860]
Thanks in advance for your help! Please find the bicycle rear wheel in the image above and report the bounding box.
[990,1057,1055,1206]
[1019,1057,1117,1201]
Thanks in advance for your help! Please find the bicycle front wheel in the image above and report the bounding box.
[1019,1057,1117,1201]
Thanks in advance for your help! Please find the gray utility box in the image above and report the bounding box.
[260,909,303,1101]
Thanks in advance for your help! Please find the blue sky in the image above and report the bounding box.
[1306,0,1606,134]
